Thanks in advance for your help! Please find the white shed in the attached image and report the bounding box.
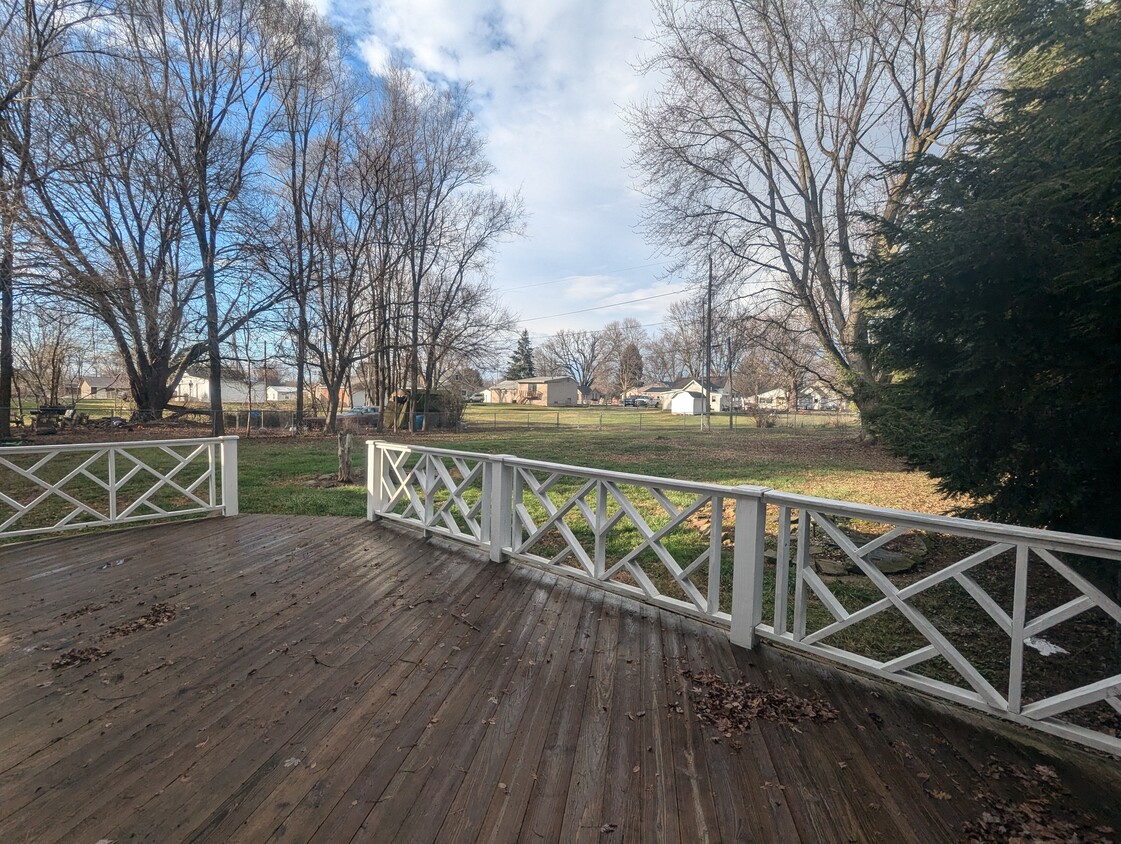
[669,391,706,415]
[266,385,298,402]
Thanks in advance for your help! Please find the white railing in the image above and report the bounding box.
[0,436,238,538]
[367,440,1121,756]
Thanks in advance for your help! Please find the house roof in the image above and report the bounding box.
[81,376,125,388]
[488,380,519,390]
[674,390,706,400]
[517,376,574,384]
[185,365,250,382]
[670,376,728,391]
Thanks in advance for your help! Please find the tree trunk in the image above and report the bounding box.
[0,214,13,442]
[337,432,353,483]
[294,297,307,433]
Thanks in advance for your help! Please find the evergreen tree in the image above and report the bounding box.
[866,0,1121,536]
[505,329,535,380]
[617,342,644,395]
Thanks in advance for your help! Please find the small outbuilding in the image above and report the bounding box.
[669,390,706,416]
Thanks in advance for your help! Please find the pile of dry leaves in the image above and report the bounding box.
[963,761,1115,843]
[682,669,838,735]
[51,647,111,669]
[102,603,177,639]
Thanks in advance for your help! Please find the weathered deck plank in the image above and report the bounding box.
[1,515,1120,844]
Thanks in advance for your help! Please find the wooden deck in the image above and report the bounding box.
[2,515,1119,843]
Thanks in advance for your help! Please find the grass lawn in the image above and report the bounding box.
[235,425,953,519]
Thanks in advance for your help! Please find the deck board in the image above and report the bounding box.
[2,515,1120,843]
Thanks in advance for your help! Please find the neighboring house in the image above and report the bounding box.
[577,385,604,405]
[174,367,267,404]
[621,382,669,399]
[797,381,847,411]
[751,388,789,409]
[669,390,706,415]
[483,380,520,404]
[516,376,579,406]
[669,376,730,412]
[79,375,128,400]
[266,385,299,402]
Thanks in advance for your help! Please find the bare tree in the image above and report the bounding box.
[0,0,102,437]
[536,329,606,393]
[123,0,288,434]
[265,2,339,431]
[13,297,88,404]
[19,41,207,419]
[631,0,997,413]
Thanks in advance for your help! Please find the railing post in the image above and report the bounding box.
[488,455,513,563]
[730,490,767,649]
[107,447,118,523]
[594,480,608,578]
[1008,543,1029,713]
[366,440,382,521]
[219,436,239,516]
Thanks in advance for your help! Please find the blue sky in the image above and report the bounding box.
[317,0,685,344]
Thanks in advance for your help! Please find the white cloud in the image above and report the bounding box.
[323,0,683,337]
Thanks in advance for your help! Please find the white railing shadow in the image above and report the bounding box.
[367,440,1121,757]
[0,436,238,539]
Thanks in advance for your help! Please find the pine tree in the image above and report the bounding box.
[866,0,1121,536]
[505,330,535,380]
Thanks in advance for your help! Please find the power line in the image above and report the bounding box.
[519,288,690,323]
[500,261,666,293]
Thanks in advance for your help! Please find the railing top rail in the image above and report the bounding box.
[0,435,237,457]
[500,454,769,499]
[768,490,1121,560]
[369,440,497,463]
[370,440,768,499]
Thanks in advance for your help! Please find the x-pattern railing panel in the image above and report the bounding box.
[510,465,727,615]
[0,438,228,539]
[767,496,1121,746]
[367,443,1121,757]
[379,449,486,543]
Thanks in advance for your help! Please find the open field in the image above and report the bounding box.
[231,425,954,520]
[462,403,858,431]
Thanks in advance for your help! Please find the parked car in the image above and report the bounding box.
[338,406,380,424]
[466,392,485,403]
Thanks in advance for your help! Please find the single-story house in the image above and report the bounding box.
[79,375,128,400]
[669,376,730,412]
[577,385,604,405]
[266,385,299,402]
[750,387,789,409]
[669,390,706,416]
[797,381,847,411]
[483,380,520,404]
[516,376,579,407]
[174,367,267,404]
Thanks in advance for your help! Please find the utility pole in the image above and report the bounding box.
[703,255,713,433]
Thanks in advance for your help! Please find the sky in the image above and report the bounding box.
[318,0,687,354]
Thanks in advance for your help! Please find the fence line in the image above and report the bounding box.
[367,439,1121,757]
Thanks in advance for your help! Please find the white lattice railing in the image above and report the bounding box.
[367,440,1121,756]
[0,436,238,538]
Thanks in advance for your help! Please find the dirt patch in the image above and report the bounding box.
[51,646,112,669]
[101,603,177,639]
[682,669,838,735]
[963,760,1115,843]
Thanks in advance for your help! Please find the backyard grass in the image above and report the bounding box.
[233,425,954,519]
